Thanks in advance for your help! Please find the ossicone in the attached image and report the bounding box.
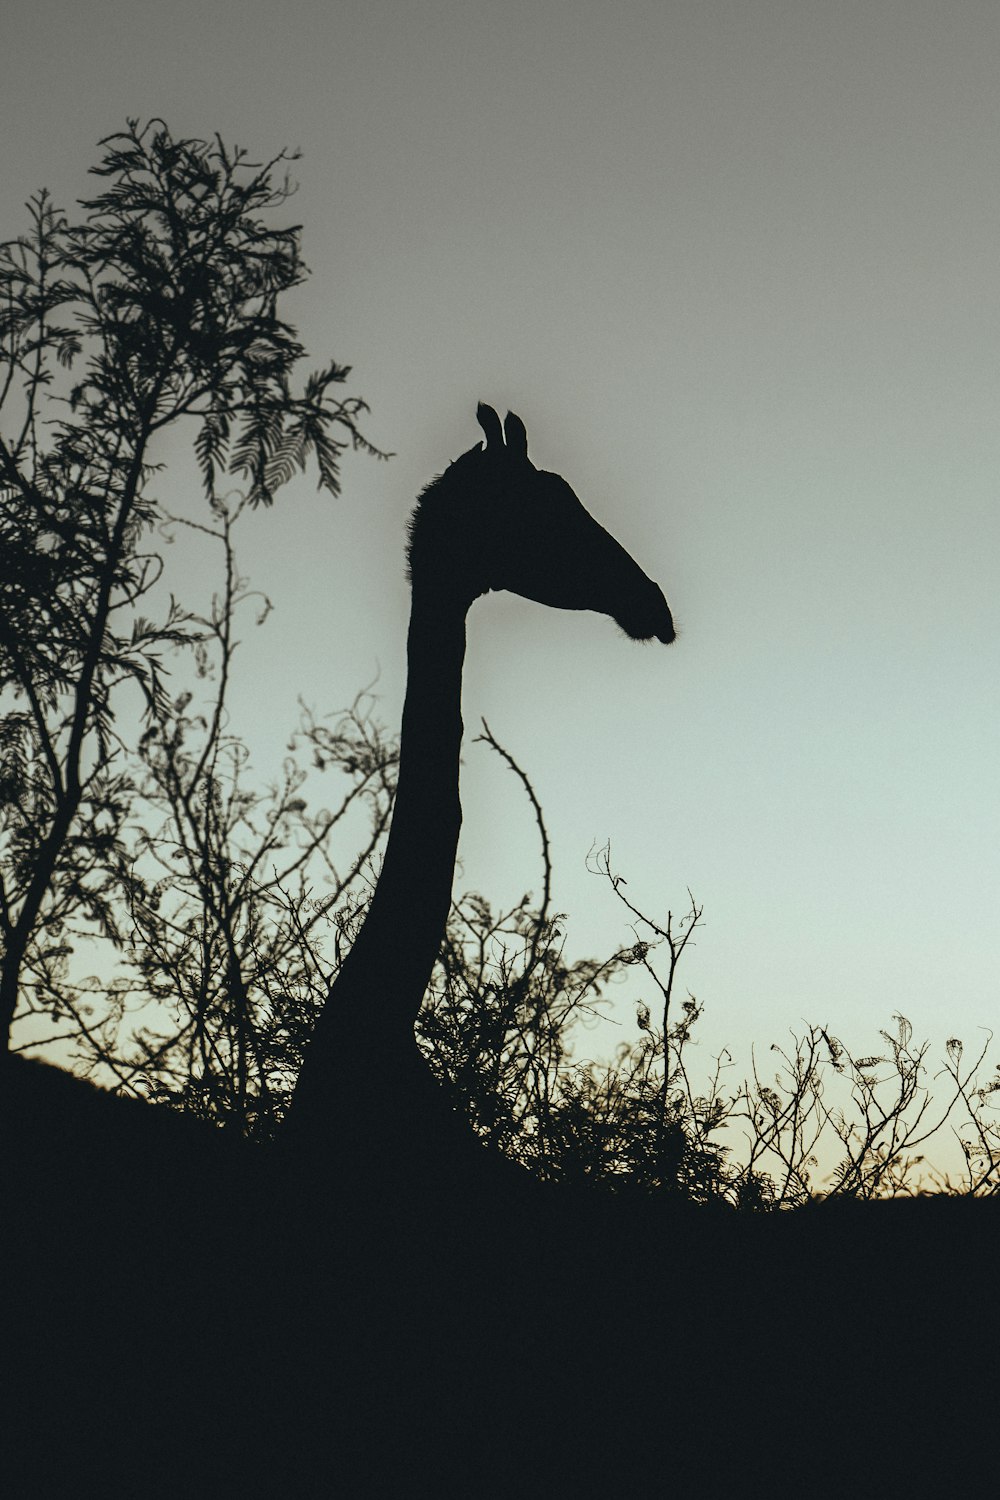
[503,411,528,462]
[475,403,531,465]
[476,403,504,451]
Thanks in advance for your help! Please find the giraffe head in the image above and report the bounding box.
[407,405,675,644]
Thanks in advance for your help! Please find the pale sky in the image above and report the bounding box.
[4,1,999,1128]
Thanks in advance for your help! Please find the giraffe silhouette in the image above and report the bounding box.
[285,405,674,1194]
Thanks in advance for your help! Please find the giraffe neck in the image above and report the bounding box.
[287,581,469,1151]
[359,581,468,1022]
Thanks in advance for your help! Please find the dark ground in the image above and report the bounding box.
[3,1058,997,1497]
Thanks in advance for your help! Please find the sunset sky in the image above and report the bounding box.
[5,0,999,1142]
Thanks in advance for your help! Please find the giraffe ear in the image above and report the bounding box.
[503,411,529,464]
[476,403,504,452]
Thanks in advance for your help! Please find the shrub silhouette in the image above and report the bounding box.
[0,118,383,1054]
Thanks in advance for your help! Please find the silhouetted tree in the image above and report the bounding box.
[103,505,396,1132]
[0,119,383,1049]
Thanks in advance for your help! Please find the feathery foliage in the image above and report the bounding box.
[0,120,383,1045]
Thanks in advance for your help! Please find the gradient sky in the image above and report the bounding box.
[5,1,999,1137]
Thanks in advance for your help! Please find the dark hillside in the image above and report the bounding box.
[4,1058,997,1495]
